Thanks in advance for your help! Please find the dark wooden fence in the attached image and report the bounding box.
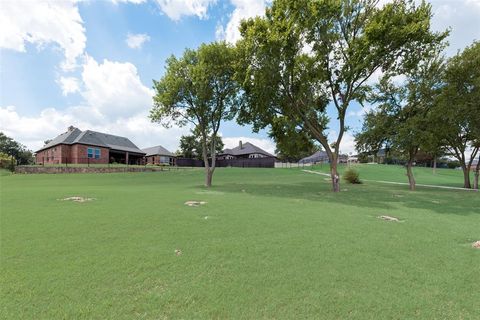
[176,157,275,168]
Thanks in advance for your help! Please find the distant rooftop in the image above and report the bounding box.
[220,141,275,157]
[299,150,328,164]
[142,145,175,157]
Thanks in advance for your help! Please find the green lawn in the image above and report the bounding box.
[1,167,479,319]
[312,163,475,188]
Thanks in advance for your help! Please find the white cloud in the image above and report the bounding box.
[0,0,86,71]
[327,131,357,155]
[0,106,191,152]
[81,56,154,118]
[222,136,276,155]
[0,56,178,152]
[347,104,376,118]
[125,33,151,49]
[153,0,217,20]
[57,76,81,96]
[0,106,80,150]
[216,0,267,44]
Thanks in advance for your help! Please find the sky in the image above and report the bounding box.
[0,0,479,155]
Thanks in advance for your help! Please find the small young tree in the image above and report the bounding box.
[236,0,447,192]
[356,55,444,191]
[150,42,238,187]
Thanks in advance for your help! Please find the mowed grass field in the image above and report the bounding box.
[312,163,476,188]
[1,166,479,319]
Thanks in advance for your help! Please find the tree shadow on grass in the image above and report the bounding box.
[213,179,480,217]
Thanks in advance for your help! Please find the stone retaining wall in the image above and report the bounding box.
[15,166,171,174]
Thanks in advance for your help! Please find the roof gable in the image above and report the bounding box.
[221,142,275,157]
[36,128,145,154]
[36,128,82,152]
[142,145,175,157]
[299,150,328,163]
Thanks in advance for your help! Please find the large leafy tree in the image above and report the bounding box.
[151,42,238,187]
[179,133,224,160]
[235,0,447,192]
[0,132,34,165]
[432,41,480,189]
[356,55,445,190]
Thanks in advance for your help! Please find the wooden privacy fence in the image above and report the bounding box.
[176,157,276,168]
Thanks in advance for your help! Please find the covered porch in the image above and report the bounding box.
[109,150,145,165]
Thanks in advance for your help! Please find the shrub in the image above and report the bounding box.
[0,152,15,171]
[343,167,362,184]
[447,161,460,169]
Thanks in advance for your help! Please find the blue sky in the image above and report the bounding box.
[1,0,479,154]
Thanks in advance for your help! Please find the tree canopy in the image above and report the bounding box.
[0,132,34,166]
[355,53,445,190]
[431,41,480,188]
[235,0,447,192]
[150,42,238,187]
[178,133,224,160]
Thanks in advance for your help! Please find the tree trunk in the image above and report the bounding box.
[406,159,416,191]
[461,164,471,189]
[432,156,436,175]
[205,169,213,187]
[207,136,216,188]
[200,134,212,188]
[474,156,479,190]
[330,155,340,193]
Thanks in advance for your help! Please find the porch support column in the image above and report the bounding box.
[126,152,129,164]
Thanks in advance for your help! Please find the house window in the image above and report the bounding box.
[95,149,100,159]
[87,148,93,158]
[160,156,169,163]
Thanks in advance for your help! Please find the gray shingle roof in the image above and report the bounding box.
[39,127,83,151]
[37,127,145,154]
[142,145,175,157]
[220,142,275,157]
[299,150,329,163]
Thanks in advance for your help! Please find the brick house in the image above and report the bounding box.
[142,145,176,166]
[36,126,146,165]
[217,141,275,160]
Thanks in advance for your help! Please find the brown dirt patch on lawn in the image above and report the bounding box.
[184,201,207,207]
[60,196,95,203]
[378,215,401,222]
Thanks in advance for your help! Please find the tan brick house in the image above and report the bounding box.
[36,126,145,165]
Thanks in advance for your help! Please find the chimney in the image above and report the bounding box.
[68,125,76,132]
[239,140,243,149]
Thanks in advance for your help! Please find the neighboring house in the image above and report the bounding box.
[299,151,349,164]
[217,141,275,160]
[35,126,145,165]
[142,145,176,166]
[299,151,329,164]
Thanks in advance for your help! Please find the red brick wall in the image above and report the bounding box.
[146,155,176,165]
[146,155,159,164]
[71,144,109,164]
[35,144,71,164]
